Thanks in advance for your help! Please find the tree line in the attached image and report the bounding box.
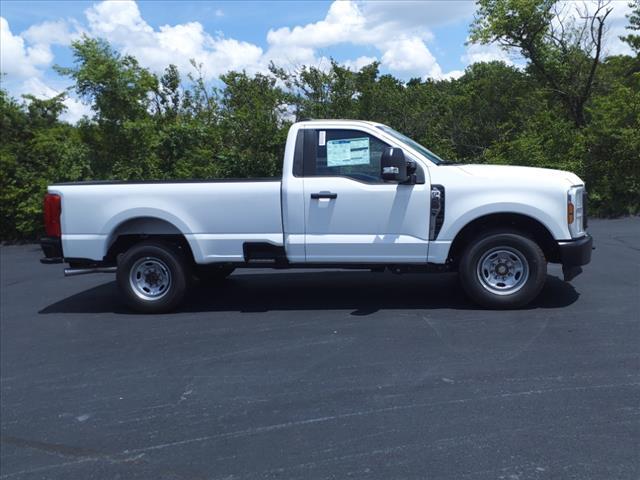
[1,0,638,241]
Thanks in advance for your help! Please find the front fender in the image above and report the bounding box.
[440,201,569,242]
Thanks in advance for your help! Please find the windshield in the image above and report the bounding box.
[376,125,446,165]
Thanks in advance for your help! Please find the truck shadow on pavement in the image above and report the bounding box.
[39,270,579,315]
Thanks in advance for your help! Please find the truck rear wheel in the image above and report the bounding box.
[116,241,189,314]
[459,231,546,308]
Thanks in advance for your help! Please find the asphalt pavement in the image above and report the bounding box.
[1,218,639,479]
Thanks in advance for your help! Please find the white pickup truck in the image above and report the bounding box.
[40,120,592,313]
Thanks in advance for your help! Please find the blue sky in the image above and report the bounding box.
[0,0,634,122]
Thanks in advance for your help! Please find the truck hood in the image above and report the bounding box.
[451,164,583,187]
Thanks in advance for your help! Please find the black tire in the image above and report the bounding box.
[459,231,547,309]
[116,241,189,314]
[195,265,235,283]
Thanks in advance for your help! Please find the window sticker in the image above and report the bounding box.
[319,131,326,146]
[326,137,370,166]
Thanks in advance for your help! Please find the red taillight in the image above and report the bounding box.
[43,193,61,237]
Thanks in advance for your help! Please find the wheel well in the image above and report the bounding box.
[105,217,195,265]
[448,213,560,266]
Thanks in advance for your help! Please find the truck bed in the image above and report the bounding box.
[49,179,284,263]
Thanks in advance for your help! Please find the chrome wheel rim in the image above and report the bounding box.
[129,257,172,301]
[476,247,529,295]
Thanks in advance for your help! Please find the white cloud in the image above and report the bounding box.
[440,69,464,81]
[22,19,72,46]
[20,76,59,97]
[15,77,92,123]
[381,36,442,78]
[75,0,462,81]
[462,42,517,66]
[263,1,366,70]
[342,55,377,71]
[264,0,457,79]
[84,0,263,79]
[598,1,634,56]
[1,16,50,78]
[360,0,475,30]
[1,16,88,123]
[85,0,152,39]
[266,1,366,49]
[61,96,92,123]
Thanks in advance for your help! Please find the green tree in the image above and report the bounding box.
[0,90,28,239]
[271,61,359,120]
[154,64,182,121]
[218,71,289,177]
[470,0,613,126]
[0,92,90,239]
[56,36,157,123]
[56,36,160,179]
[446,61,536,161]
[620,0,640,54]
[583,76,640,215]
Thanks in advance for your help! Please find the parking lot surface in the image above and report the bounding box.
[1,218,639,479]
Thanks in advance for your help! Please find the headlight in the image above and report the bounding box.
[567,185,586,238]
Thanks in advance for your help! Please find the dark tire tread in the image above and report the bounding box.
[459,230,547,309]
[116,241,189,314]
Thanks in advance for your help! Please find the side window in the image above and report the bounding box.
[305,129,389,183]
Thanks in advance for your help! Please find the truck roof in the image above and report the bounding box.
[294,119,385,128]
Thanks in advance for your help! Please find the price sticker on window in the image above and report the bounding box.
[327,137,370,166]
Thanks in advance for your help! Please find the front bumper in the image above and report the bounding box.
[557,234,593,281]
[40,236,63,264]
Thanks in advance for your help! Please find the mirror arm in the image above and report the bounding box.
[400,174,417,185]
[402,160,417,184]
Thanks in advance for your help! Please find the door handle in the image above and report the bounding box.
[310,192,338,200]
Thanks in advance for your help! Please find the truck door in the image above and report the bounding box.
[302,128,431,263]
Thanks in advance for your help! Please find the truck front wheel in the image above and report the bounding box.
[459,232,547,308]
[116,241,189,314]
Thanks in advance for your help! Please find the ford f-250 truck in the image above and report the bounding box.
[40,120,592,313]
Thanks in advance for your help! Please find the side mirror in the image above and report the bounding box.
[381,147,408,182]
